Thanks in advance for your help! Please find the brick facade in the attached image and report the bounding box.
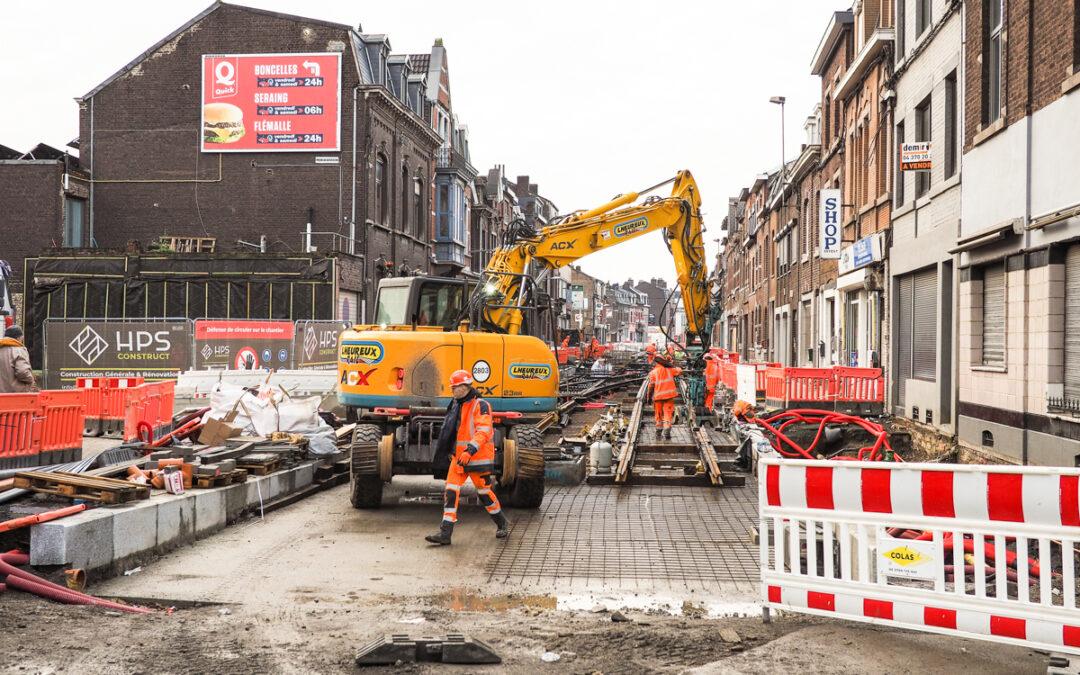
[78,4,440,322]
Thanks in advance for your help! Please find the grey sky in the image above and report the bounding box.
[2,0,841,285]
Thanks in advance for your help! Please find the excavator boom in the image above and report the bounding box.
[478,170,711,346]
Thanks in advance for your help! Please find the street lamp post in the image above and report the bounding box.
[770,95,786,365]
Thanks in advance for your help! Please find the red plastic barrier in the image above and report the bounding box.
[35,390,86,465]
[77,377,144,437]
[833,367,884,403]
[122,381,175,442]
[765,367,835,409]
[0,394,40,470]
[720,361,738,390]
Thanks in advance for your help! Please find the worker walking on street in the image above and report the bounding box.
[703,353,721,410]
[426,369,509,545]
[0,326,35,394]
[646,355,682,440]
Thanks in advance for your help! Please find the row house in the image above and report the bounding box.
[471,165,521,272]
[955,1,1080,466]
[720,1,893,377]
[834,0,894,371]
[889,0,964,434]
[568,266,609,343]
[410,40,480,275]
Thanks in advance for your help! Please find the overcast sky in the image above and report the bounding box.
[2,0,841,285]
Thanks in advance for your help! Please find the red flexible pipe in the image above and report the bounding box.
[0,552,151,614]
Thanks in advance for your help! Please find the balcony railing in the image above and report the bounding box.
[435,143,477,178]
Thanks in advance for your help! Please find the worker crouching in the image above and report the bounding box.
[426,369,509,546]
[646,356,682,440]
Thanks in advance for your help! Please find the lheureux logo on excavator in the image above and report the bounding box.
[340,340,384,365]
[612,217,648,238]
[508,363,552,380]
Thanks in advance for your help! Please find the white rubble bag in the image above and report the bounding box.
[203,382,329,437]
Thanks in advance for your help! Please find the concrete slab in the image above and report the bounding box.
[111,499,158,560]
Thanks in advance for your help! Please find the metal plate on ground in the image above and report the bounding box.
[486,483,760,592]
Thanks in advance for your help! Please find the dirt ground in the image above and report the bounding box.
[0,477,1051,674]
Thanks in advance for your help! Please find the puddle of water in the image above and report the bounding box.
[431,589,760,618]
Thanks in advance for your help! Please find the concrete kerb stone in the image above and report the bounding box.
[27,460,319,575]
[30,507,115,569]
[156,491,196,548]
[111,498,159,561]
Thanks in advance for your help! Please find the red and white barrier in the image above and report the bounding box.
[759,457,1080,655]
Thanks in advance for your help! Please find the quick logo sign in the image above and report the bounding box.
[508,363,552,380]
[612,217,648,238]
[819,189,841,260]
[340,341,384,365]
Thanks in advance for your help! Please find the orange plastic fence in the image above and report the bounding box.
[834,367,884,403]
[0,393,40,470]
[77,377,145,437]
[0,390,87,469]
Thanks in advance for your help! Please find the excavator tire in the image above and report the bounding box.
[350,424,385,509]
[501,425,545,509]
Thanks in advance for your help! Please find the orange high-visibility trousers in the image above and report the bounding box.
[653,399,674,430]
[442,460,502,524]
[704,387,715,410]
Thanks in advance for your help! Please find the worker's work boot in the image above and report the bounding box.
[655,427,663,439]
[663,428,672,440]
[492,512,509,539]
[425,521,454,546]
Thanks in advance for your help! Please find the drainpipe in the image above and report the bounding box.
[88,97,94,246]
[350,85,359,255]
[1021,0,1035,464]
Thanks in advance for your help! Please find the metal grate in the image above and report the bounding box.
[486,482,760,592]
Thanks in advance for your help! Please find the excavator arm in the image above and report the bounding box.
[476,170,711,346]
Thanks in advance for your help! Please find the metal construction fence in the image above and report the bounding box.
[759,457,1080,655]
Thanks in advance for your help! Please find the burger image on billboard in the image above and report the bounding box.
[203,102,245,144]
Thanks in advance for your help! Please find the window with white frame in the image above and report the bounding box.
[983,0,1004,124]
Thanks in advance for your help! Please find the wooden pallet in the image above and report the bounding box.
[236,455,281,476]
[158,235,216,253]
[14,471,150,504]
[192,469,248,489]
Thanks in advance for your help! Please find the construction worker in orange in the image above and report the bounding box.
[665,342,676,360]
[426,369,509,545]
[703,353,721,410]
[645,342,657,365]
[646,355,682,440]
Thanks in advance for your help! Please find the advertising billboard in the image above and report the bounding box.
[201,52,341,153]
[194,320,295,370]
[43,320,194,389]
[293,320,348,370]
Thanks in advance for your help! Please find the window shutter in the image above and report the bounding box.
[1065,245,1080,400]
[896,274,913,408]
[982,264,1006,365]
[912,267,938,380]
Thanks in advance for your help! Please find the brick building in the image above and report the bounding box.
[956,1,1080,465]
[888,0,964,433]
[470,165,521,272]
[75,2,443,323]
[833,0,894,370]
[0,143,89,323]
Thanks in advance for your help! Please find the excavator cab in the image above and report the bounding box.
[372,276,476,330]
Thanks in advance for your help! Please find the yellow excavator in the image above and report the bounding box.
[338,170,711,509]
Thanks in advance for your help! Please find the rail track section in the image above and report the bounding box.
[591,379,745,488]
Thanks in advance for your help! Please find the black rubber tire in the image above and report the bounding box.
[350,423,384,509]
[502,425,545,509]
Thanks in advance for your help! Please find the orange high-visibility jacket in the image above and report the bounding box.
[704,359,722,387]
[648,364,683,401]
[455,397,496,474]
